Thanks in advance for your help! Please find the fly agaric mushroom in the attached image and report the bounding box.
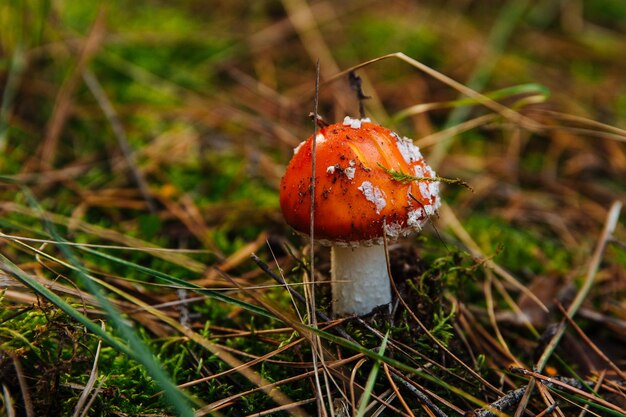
[280,116,440,316]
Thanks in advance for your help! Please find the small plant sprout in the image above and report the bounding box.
[280,117,440,316]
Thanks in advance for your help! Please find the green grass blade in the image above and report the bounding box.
[391,82,549,123]
[310,324,488,410]
[429,0,533,167]
[79,246,276,320]
[20,189,196,417]
[0,213,275,320]
[556,391,626,417]
[0,42,25,154]
[0,254,133,357]
[356,331,389,417]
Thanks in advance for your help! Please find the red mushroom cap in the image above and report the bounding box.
[280,117,440,245]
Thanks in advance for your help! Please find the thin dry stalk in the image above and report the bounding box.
[511,368,626,415]
[31,9,106,170]
[366,389,397,417]
[244,398,317,417]
[322,52,542,133]
[383,364,416,417]
[577,370,606,417]
[195,355,364,417]
[90,273,309,416]
[439,202,549,314]
[515,201,623,416]
[81,69,157,212]
[0,202,206,272]
[349,358,367,412]
[484,270,519,365]
[535,201,622,366]
[555,301,626,382]
[11,356,33,417]
[297,58,331,416]
[2,384,15,417]
[72,321,104,417]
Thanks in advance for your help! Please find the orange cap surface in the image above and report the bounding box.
[280,117,440,245]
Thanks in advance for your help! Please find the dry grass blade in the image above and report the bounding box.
[383,364,416,417]
[578,371,607,417]
[484,270,518,365]
[529,109,626,142]
[72,322,104,417]
[2,384,16,417]
[0,232,209,253]
[555,302,626,382]
[322,52,542,132]
[511,368,626,416]
[31,8,106,170]
[195,355,364,417]
[414,114,499,148]
[88,272,308,417]
[81,69,157,212]
[440,202,549,313]
[0,202,206,272]
[243,398,317,417]
[11,356,33,417]
[514,201,623,417]
[534,201,622,369]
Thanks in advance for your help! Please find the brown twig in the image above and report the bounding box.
[578,370,606,417]
[470,387,527,417]
[555,301,626,382]
[383,364,416,417]
[389,371,450,417]
[515,201,623,417]
[510,367,626,415]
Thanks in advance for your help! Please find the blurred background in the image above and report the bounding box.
[2,0,625,244]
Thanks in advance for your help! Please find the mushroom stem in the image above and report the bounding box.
[331,245,392,316]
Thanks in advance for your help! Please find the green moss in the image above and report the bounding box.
[463,214,571,274]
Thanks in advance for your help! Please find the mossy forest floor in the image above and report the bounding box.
[1,1,626,416]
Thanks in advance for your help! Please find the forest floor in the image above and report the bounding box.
[1,1,625,416]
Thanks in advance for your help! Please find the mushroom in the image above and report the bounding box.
[280,116,441,316]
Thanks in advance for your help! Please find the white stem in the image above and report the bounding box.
[331,245,392,316]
